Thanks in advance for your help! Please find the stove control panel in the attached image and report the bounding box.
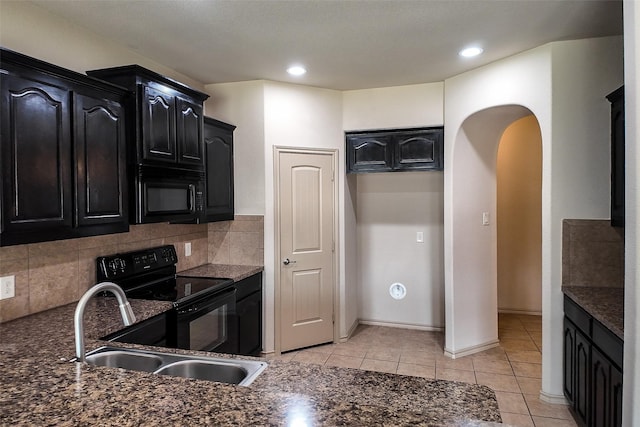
[97,245,178,280]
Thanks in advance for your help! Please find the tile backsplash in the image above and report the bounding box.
[562,219,624,287]
[0,215,263,323]
[208,215,264,266]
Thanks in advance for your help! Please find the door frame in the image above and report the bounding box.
[273,146,340,355]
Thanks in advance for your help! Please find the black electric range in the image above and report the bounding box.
[97,245,238,353]
[97,245,234,308]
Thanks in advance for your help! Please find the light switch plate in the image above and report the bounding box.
[482,212,490,226]
[185,242,192,257]
[416,231,424,243]
[0,275,15,300]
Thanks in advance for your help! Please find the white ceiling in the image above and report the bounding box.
[29,0,623,91]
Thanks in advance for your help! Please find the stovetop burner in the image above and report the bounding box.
[126,276,234,306]
[96,245,234,307]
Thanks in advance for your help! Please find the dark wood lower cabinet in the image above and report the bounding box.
[563,318,576,406]
[611,364,623,427]
[564,296,623,427]
[574,329,591,426]
[235,272,262,356]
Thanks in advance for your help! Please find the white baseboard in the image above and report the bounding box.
[340,318,360,343]
[539,391,568,405]
[358,319,444,332]
[444,339,500,359]
[498,309,543,316]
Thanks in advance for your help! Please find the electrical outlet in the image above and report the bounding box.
[185,242,192,257]
[0,275,15,300]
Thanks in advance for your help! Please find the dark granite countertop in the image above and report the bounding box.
[0,298,501,426]
[562,286,624,339]
[178,263,263,282]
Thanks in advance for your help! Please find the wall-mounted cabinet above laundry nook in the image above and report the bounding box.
[346,127,443,173]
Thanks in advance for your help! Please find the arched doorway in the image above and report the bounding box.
[444,105,542,358]
[497,115,542,316]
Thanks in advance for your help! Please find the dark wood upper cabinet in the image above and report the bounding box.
[1,73,72,240]
[347,133,393,172]
[606,86,624,228]
[346,127,443,173]
[74,92,127,228]
[203,117,235,222]
[141,85,177,163]
[177,97,204,166]
[0,48,129,246]
[394,130,443,171]
[87,66,209,170]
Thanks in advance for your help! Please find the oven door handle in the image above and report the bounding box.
[176,287,236,315]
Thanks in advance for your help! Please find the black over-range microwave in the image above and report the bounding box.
[134,165,205,224]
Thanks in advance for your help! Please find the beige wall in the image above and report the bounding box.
[0,223,208,323]
[204,82,266,215]
[343,83,445,329]
[444,36,623,397]
[622,1,640,422]
[497,115,542,314]
[356,172,445,328]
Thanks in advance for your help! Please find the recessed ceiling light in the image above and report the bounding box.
[459,47,483,58]
[287,65,307,76]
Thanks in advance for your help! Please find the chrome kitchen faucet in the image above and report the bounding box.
[74,282,136,362]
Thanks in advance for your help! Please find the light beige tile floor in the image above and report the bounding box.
[272,313,577,427]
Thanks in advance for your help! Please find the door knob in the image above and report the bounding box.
[283,258,297,265]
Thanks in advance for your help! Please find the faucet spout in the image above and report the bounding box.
[74,282,136,362]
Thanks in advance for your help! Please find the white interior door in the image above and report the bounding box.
[277,149,335,352]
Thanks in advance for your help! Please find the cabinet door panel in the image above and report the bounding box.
[607,87,624,227]
[176,98,204,166]
[611,364,623,427]
[1,74,72,236]
[394,129,443,170]
[74,93,127,228]
[203,118,234,221]
[347,134,393,172]
[563,319,576,405]
[574,330,590,427]
[591,346,611,427]
[237,291,262,355]
[141,85,176,162]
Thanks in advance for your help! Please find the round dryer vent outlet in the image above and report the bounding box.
[389,283,407,300]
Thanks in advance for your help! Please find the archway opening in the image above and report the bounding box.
[446,105,542,359]
[497,115,542,316]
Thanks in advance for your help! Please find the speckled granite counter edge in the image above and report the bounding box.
[178,263,263,282]
[562,286,624,339]
[0,297,501,426]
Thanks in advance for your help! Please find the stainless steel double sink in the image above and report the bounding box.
[82,346,267,386]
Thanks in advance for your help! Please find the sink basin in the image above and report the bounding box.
[86,350,163,372]
[156,360,248,384]
[81,346,267,386]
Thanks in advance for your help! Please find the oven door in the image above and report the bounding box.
[173,288,238,354]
